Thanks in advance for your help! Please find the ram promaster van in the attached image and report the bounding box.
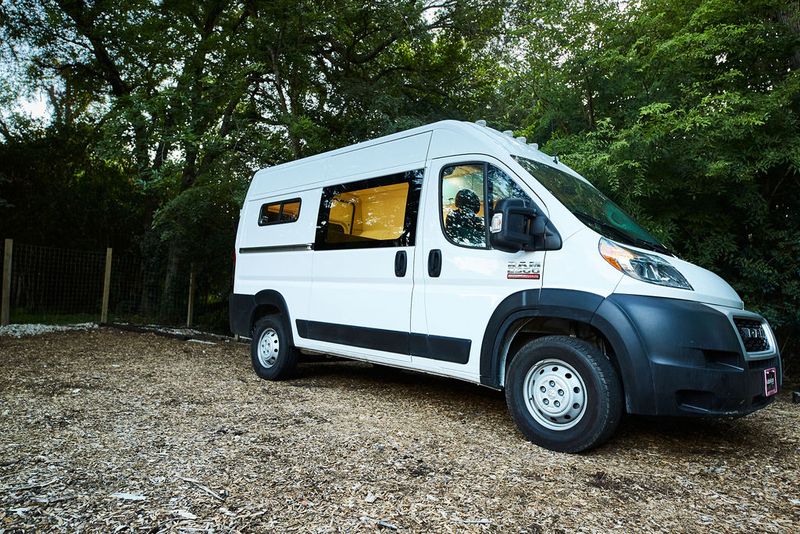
[230,120,782,452]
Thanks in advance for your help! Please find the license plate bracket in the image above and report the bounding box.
[764,367,778,397]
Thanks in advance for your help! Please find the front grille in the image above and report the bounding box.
[734,318,770,353]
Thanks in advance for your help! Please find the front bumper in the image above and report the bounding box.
[650,353,781,416]
[591,294,782,417]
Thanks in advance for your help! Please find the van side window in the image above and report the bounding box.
[441,164,534,248]
[441,164,488,248]
[258,198,302,226]
[488,165,533,208]
[315,170,424,250]
[280,199,301,222]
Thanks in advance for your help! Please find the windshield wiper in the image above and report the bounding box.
[573,212,630,242]
[628,236,672,256]
[573,212,672,256]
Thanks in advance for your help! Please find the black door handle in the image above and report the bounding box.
[428,249,442,277]
[394,250,407,277]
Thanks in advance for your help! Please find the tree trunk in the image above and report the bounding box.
[160,242,181,322]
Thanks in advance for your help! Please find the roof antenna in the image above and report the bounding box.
[553,154,559,164]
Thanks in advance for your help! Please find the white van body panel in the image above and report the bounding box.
[248,131,433,198]
[234,190,320,335]
[234,248,313,340]
[306,245,415,365]
[323,133,430,188]
[541,227,624,297]
[238,189,320,249]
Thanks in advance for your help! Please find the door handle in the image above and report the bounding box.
[394,250,407,277]
[428,249,442,277]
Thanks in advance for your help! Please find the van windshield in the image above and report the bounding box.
[514,156,670,255]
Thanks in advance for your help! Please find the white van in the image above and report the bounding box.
[230,120,782,452]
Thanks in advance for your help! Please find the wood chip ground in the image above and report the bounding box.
[1,329,798,532]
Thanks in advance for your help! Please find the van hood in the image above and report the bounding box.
[669,256,743,308]
[612,250,744,310]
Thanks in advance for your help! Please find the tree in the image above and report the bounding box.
[0,123,147,250]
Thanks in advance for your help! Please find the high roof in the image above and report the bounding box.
[247,120,582,200]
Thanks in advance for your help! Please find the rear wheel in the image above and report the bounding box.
[505,335,622,453]
[251,315,298,380]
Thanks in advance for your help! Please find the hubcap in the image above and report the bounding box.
[257,328,280,368]
[523,358,587,431]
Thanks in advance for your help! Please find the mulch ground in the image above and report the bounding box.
[1,328,798,532]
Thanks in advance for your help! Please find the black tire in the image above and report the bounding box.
[251,315,299,380]
[505,335,623,453]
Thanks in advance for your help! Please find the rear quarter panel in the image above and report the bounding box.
[234,189,321,337]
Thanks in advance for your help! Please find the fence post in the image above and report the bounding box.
[186,264,195,328]
[100,247,112,324]
[1,238,12,326]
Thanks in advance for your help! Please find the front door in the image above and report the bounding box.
[301,169,424,365]
[411,156,547,381]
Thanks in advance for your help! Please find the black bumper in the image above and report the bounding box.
[650,353,780,416]
[591,294,782,417]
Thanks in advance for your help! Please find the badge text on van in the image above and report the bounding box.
[507,261,541,280]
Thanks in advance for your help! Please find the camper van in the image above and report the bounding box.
[229,120,782,452]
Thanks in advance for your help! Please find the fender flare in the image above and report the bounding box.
[479,288,647,413]
[229,290,294,346]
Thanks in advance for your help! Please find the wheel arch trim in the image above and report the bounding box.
[479,288,648,413]
[229,290,295,347]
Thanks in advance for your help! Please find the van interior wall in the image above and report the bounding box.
[329,183,409,240]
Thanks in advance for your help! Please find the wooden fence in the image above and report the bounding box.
[1,239,214,330]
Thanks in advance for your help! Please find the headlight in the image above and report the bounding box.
[599,238,693,290]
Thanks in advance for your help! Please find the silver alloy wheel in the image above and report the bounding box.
[523,358,587,431]
[257,328,281,368]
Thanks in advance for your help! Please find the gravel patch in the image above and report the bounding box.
[109,322,221,339]
[0,322,97,338]
[1,329,798,532]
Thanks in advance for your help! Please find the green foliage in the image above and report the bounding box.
[0,123,147,250]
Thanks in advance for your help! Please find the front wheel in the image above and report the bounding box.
[251,315,298,380]
[505,336,622,453]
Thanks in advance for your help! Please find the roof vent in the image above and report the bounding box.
[502,130,514,136]
[475,119,487,127]
[516,136,527,144]
[529,142,539,150]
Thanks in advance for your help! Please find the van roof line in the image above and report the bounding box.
[253,120,467,177]
[248,120,584,197]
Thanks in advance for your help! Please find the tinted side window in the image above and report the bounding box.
[441,163,536,249]
[280,199,301,222]
[259,198,302,226]
[488,165,533,209]
[441,163,488,248]
[315,170,424,250]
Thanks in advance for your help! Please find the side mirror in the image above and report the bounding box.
[490,198,562,252]
[490,198,535,252]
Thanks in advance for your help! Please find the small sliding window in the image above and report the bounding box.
[258,198,302,226]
